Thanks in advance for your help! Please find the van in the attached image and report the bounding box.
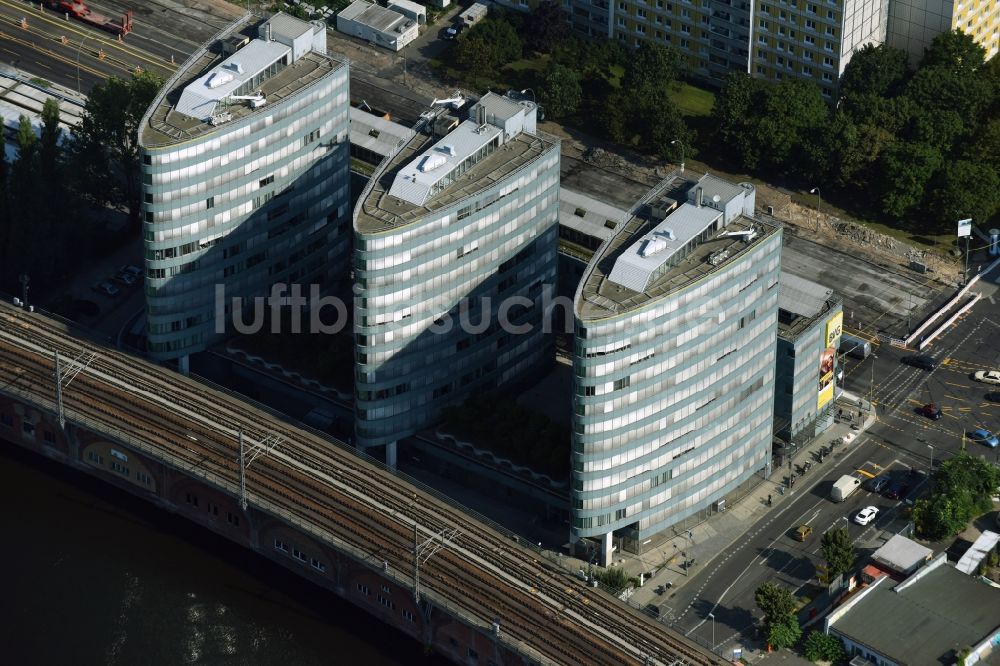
[902,354,936,371]
[831,474,862,502]
[839,334,871,360]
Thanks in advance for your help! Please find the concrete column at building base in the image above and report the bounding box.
[385,440,397,470]
[177,355,190,376]
[599,531,613,567]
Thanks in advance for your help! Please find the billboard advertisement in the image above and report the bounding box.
[818,346,835,409]
[825,312,843,349]
[818,381,835,409]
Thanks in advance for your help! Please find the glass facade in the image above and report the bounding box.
[353,144,561,449]
[140,34,351,360]
[571,222,782,555]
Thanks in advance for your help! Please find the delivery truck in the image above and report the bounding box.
[831,474,861,502]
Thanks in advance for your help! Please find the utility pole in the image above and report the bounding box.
[413,524,459,604]
[239,432,280,510]
[53,350,96,429]
[18,273,29,308]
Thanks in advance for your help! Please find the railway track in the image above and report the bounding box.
[0,302,720,666]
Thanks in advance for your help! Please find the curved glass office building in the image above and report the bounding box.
[139,13,351,368]
[353,93,560,466]
[571,173,782,565]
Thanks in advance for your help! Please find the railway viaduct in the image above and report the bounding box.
[0,301,723,666]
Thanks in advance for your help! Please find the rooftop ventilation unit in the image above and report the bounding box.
[417,153,447,172]
[206,70,234,88]
[439,144,457,156]
[640,237,669,257]
[225,62,244,74]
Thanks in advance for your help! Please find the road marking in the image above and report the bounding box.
[855,468,875,478]
[945,381,969,389]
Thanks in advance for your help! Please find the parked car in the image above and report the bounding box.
[793,524,813,541]
[969,428,1000,448]
[919,403,942,420]
[113,272,136,287]
[92,281,120,297]
[973,370,1000,385]
[444,23,464,39]
[854,506,879,526]
[867,475,891,493]
[986,392,1000,403]
[902,354,936,371]
[884,480,909,500]
[120,264,143,279]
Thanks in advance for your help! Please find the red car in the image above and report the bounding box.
[919,404,942,420]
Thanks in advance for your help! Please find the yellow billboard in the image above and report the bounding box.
[818,382,834,409]
[825,312,843,349]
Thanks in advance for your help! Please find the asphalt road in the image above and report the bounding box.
[663,265,1000,653]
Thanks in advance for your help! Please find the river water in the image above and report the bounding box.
[0,444,447,666]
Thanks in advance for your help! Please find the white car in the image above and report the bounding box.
[854,506,879,526]
[974,370,1000,385]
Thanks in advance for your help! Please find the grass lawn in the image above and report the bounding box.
[669,82,715,117]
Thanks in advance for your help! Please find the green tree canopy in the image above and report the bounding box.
[455,18,523,72]
[540,63,582,120]
[821,527,857,579]
[876,141,943,219]
[926,160,1000,232]
[914,452,1000,540]
[755,582,796,628]
[919,29,986,74]
[70,70,163,224]
[622,42,680,101]
[839,43,911,99]
[524,2,568,54]
[767,613,802,651]
[804,631,846,662]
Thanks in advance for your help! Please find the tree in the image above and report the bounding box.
[875,141,943,219]
[711,72,762,162]
[540,63,582,120]
[767,613,802,651]
[821,527,856,579]
[455,18,523,72]
[755,582,796,628]
[70,70,163,225]
[748,79,828,173]
[913,453,1000,540]
[965,117,1000,170]
[926,160,1000,233]
[919,29,986,74]
[622,42,680,101]
[839,43,911,99]
[803,631,846,662]
[525,2,568,54]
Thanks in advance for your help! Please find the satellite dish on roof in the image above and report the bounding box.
[713,194,721,203]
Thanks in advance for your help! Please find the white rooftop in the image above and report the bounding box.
[607,203,723,292]
[956,530,1000,575]
[387,119,502,206]
[872,534,933,573]
[350,107,416,157]
[176,39,290,120]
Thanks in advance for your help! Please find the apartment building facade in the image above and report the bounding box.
[888,0,1000,62]
[139,13,352,369]
[571,173,781,566]
[352,93,561,467]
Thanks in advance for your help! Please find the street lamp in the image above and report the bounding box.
[671,139,685,172]
[707,612,715,651]
[927,444,934,474]
[868,353,878,413]
[76,33,94,94]
[810,187,822,228]
[520,88,536,104]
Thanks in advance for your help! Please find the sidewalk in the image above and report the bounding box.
[611,394,876,608]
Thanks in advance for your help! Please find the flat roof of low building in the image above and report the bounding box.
[831,562,1000,665]
[871,534,933,573]
[559,188,628,243]
[340,0,411,32]
[777,272,841,341]
[575,172,780,320]
[350,107,415,157]
[956,530,1000,575]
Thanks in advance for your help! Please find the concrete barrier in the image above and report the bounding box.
[918,293,981,350]
[905,255,1000,347]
